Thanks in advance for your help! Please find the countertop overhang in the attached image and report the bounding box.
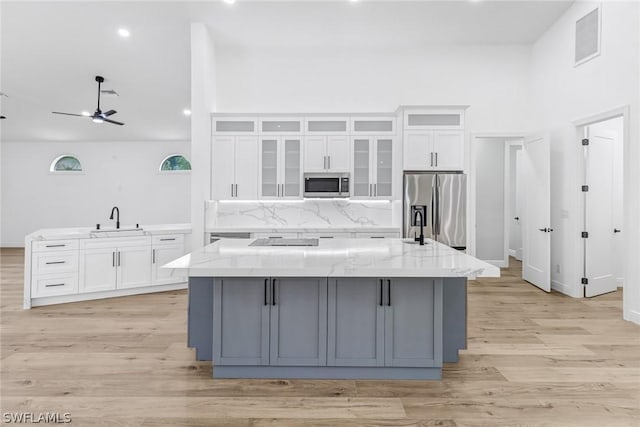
[26,223,192,241]
[164,238,500,278]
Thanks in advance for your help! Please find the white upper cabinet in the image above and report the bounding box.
[260,117,303,135]
[304,135,350,173]
[351,137,393,199]
[213,116,258,135]
[403,108,465,130]
[403,130,464,171]
[305,117,349,135]
[402,107,466,171]
[211,135,259,200]
[259,136,303,199]
[403,131,433,171]
[351,116,396,135]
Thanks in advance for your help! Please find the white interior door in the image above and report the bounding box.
[515,149,524,260]
[584,128,617,297]
[522,134,551,292]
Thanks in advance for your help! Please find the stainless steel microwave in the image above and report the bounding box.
[303,173,350,198]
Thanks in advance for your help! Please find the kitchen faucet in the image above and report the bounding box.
[413,209,425,246]
[109,206,120,229]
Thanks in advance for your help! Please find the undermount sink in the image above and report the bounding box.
[91,227,145,237]
[250,238,319,247]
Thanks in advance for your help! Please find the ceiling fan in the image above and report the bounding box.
[53,76,124,125]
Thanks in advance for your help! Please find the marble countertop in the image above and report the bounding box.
[207,226,401,233]
[26,223,191,241]
[164,238,500,278]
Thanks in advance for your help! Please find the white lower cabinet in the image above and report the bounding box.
[80,237,152,292]
[152,244,186,285]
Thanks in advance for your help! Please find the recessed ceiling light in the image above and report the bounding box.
[223,0,236,4]
[81,111,91,117]
[118,28,130,38]
[183,109,192,116]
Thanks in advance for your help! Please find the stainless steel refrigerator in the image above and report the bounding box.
[403,172,467,249]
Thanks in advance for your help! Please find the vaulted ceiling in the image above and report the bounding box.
[0,1,573,142]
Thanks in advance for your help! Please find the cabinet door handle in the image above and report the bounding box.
[45,283,65,287]
[374,183,377,197]
[46,244,66,248]
[379,279,383,306]
[117,251,121,267]
[430,152,433,167]
[112,252,116,267]
[264,278,269,306]
[369,183,372,196]
[328,156,331,170]
[435,152,438,167]
[387,279,391,306]
[271,278,277,306]
[160,238,176,241]
[45,261,66,265]
[152,249,156,264]
[235,184,238,198]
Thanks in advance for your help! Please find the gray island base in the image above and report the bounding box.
[188,276,467,380]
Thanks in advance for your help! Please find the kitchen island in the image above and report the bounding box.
[165,238,499,380]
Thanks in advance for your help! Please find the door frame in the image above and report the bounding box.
[469,132,527,263]
[573,106,630,301]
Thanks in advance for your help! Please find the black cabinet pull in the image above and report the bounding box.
[387,279,391,306]
[264,278,269,306]
[45,244,66,248]
[379,279,383,306]
[271,278,276,306]
[45,261,66,265]
[45,283,65,287]
[160,238,176,241]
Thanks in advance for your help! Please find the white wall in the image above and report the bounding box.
[530,1,639,321]
[475,138,506,264]
[215,44,532,132]
[190,23,217,250]
[0,140,190,247]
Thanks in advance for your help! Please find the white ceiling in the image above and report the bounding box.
[0,1,573,142]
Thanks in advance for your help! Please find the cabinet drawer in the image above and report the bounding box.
[152,234,185,246]
[301,232,350,239]
[33,251,78,274]
[252,232,299,239]
[32,240,79,252]
[32,273,79,297]
[354,232,401,239]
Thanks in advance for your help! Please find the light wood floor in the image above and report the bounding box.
[1,249,639,426]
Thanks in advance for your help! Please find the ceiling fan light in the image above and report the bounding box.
[81,111,91,116]
[92,118,104,123]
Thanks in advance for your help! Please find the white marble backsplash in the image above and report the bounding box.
[206,200,397,229]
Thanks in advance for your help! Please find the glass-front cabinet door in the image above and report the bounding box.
[282,138,301,198]
[261,138,279,198]
[375,138,393,198]
[352,138,371,198]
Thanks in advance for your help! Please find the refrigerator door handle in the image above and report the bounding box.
[435,174,440,236]
[431,176,436,234]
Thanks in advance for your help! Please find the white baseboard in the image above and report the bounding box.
[616,277,624,288]
[1,242,25,248]
[508,249,517,257]
[551,280,582,298]
[625,309,640,325]
[485,259,508,268]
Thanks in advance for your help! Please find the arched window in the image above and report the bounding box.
[50,155,82,172]
[160,155,191,171]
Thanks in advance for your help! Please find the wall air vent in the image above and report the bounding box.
[575,6,601,66]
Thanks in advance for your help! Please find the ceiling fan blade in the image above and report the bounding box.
[103,118,125,126]
[102,109,117,117]
[52,112,87,117]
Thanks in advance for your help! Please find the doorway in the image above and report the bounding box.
[472,136,524,268]
[581,116,624,297]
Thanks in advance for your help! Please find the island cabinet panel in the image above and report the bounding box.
[327,278,385,367]
[385,278,443,367]
[270,278,328,366]
[212,278,270,366]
